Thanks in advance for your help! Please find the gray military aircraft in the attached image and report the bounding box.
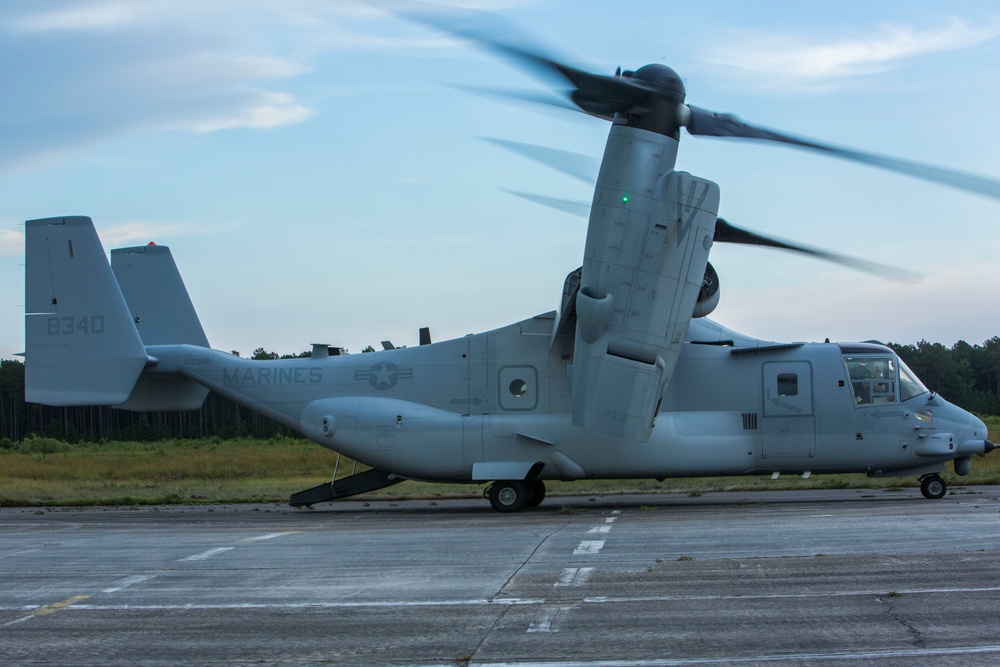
[22,10,999,511]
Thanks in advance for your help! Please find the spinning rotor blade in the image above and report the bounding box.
[445,83,581,114]
[401,5,661,119]
[502,182,920,283]
[714,218,922,284]
[407,5,954,283]
[489,134,922,283]
[684,106,1000,201]
[485,138,599,184]
[406,5,1000,201]
[504,189,591,218]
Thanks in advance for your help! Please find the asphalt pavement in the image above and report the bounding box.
[2,487,999,666]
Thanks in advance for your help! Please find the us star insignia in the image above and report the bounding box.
[356,361,413,390]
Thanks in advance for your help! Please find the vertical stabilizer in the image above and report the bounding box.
[25,216,147,405]
[111,244,210,411]
[111,244,209,347]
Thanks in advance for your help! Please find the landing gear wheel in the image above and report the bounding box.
[525,480,546,508]
[920,474,947,499]
[488,480,527,513]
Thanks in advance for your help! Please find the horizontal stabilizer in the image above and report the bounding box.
[25,216,147,405]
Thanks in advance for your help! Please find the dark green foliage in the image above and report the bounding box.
[16,436,69,454]
[0,359,27,440]
[888,337,1000,415]
[0,357,298,442]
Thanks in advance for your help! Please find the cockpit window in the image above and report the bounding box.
[897,358,929,402]
[844,356,898,406]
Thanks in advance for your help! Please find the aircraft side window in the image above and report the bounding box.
[849,362,873,404]
[845,357,897,406]
[498,365,538,411]
[776,372,798,396]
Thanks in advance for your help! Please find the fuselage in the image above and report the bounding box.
[146,313,990,485]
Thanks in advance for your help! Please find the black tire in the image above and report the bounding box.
[524,480,546,508]
[920,474,947,499]
[488,480,527,513]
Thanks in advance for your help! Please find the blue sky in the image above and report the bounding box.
[2,0,1000,360]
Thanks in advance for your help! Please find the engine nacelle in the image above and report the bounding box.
[692,261,720,318]
[568,127,720,442]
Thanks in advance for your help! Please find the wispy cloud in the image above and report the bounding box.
[0,219,241,258]
[0,1,397,172]
[0,0,539,174]
[99,220,242,246]
[709,18,1000,92]
[187,92,314,133]
[8,0,156,33]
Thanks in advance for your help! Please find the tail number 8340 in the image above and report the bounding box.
[47,315,105,336]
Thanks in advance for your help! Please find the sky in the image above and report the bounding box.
[2,0,1000,360]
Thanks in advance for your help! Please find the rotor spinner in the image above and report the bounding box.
[617,64,687,139]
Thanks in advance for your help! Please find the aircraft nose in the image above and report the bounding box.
[956,413,995,456]
[973,414,989,439]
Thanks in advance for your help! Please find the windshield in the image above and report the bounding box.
[897,357,929,401]
[844,355,929,405]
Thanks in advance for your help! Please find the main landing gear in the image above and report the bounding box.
[485,480,546,513]
[919,474,947,500]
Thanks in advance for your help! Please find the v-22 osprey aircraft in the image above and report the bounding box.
[22,10,1000,511]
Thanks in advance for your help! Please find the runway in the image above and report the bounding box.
[2,487,1000,666]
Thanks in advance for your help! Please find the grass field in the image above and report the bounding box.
[2,417,998,507]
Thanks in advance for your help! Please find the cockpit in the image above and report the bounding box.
[843,351,928,406]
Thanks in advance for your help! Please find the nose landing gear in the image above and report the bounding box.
[919,474,947,499]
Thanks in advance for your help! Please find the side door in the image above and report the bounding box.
[761,361,816,461]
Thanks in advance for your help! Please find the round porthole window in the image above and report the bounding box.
[499,366,537,410]
[509,379,527,397]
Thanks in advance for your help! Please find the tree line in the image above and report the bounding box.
[2,338,1000,443]
[0,347,324,444]
[887,338,1000,415]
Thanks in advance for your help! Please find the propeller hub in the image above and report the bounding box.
[629,64,685,103]
[614,64,686,139]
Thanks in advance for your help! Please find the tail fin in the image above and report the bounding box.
[111,244,209,347]
[25,216,148,405]
[111,243,210,411]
